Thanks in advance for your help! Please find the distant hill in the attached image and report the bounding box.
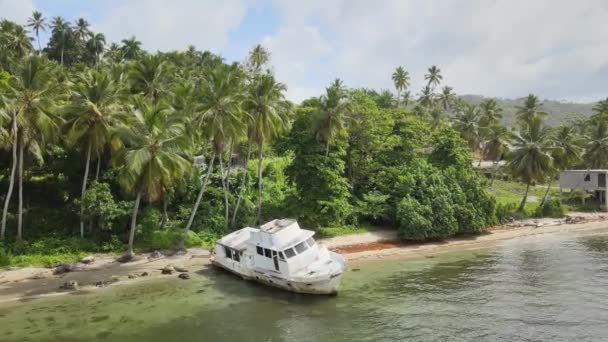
[459,95,597,127]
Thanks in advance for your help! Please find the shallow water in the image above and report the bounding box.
[2,231,608,342]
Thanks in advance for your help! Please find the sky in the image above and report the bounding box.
[1,0,607,103]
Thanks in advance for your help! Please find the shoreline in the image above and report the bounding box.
[1,214,608,304]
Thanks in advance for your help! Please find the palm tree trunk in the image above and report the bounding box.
[180,152,215,248]
[325,140,330,156]
[80,142,92,239]
[160,194,169,229]
[397,89,401,107]
[60,47,64,65]
[489,159,499,187]
[37,32,41,52]
[17,141,24,240]
[1,114,18,240]
[518,182,531,214]
[226,140,233,193]
[231,142,252,228]
[95,153,101,180]
[219,157,230,232]
[126,188,143,258]
[540,179,553,207]
[256,145,264,225]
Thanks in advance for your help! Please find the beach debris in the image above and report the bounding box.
[80,255,95,264]
[178,273,191,280]
[53,263,80,275]
[174,266,188,273]
[161,266,173,275]
[60,280,79,290]
[565,215,585,224]
[149,250,163,259]
[140,271,149,277]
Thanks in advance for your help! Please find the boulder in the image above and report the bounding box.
[80,256,95,264]
[127,274,137,279]
[161,266,173,275]
[173,266,188,273]
[140,272,149,277]
[54,263,79,275]
[149,250,163,259]
[61,280,79,290]
[178,273,190,280]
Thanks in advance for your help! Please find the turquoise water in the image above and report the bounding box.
[1,230,608,341]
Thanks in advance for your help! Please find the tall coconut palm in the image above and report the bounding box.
[5,56,62,239]
[64,70,124,238]
[27,11,46,52]
[182,64,245,240]
[314,78,349,156]
[401,90,411,107]
[120,36,142,60]
[515,94,547,125]
[128,55,168,102]
[479,98,502,127]
[418,85,434,109]
[424,65,442,89]
[391,66,410,106]
[452,103,481,151]
[591,97,608,120]
[0,98,17,240]
[246,74,289,224]
[50,16,70,65]
[73,18,91,42]
[1,23,33,58]
[87,33,106,66]
[247,44,270,75]
[541,125,582,205]
[483,124,510,187]
[506,116,554,213]
[114,98,191,258]
[584,119,608,169]
[438,86,455,111]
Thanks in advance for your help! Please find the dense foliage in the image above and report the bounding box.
[0,11,605,265]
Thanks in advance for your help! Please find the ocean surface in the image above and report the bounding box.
[1,229,608,341]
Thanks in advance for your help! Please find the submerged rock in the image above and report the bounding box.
[178,273,190,280]
[149,250,163,259]
[127,274,137,279]
[161,266,173,275]
[140,271,149,277]
[61,280,79,290]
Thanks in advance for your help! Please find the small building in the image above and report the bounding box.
[559,170,608,206]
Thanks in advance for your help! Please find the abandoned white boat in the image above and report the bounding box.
[211,219,346,295]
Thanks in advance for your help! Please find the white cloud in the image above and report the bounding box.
[0,0,35,24]
[267,0,608,102]
[95,0,249,53]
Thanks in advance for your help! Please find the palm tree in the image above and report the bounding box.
[584,119,608,169]
[483,124,510,187]
[543,125,582,205]
[50,16,71,65]
[128,55,168,102]
[247,74,288,224]
[27,11,46,52]
[1,23,33,57]
[506,116,554,213]
[591,97,608,120]
[0,98,17,240]
[479,98,502,127]
[247,44,270,75]
[182,64,245,240]
[73,18,91,42]
[114,98,191,258]
[87,33,106,66]
[515,94,547,125]
[452,103,481,151]
[401,90,411,107]
[424,65,442,89]
[121,36,142,60]
[5,56,62,239]
[64,70,124,238]
[438,86,455,111]
[418,85,434,109]
[391,66,410,106]
[314,78,349,156]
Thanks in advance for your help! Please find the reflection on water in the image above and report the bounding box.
[2,231,608,342]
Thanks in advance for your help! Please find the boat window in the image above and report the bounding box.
[284,248,296,258]
[233,251,240,262]
[294,241,308,254]
[278,252,285,261]
[264,248,272,258]
[256,246,264,256]
[306,237,316,247]
[224,246,232,259]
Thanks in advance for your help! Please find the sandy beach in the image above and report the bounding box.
[1,213,608,304]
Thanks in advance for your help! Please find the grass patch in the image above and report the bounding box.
[6,252,88,268]
[488,180,561,218]
[317,225,371,238]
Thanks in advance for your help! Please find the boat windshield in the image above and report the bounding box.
[294,241,308,254]
[306,237,315,247]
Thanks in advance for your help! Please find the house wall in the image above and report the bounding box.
[559,171,607,191]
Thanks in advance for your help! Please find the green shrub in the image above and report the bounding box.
[496,202,518,223]
[396,196,433,240]
[147,230,208,250]
[534,198,565,218]
[0,243,11,267]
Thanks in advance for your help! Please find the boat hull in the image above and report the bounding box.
[212,259,343,295]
